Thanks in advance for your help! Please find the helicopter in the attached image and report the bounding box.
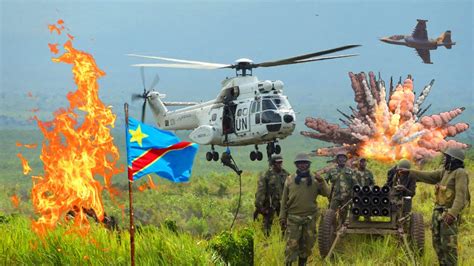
[128,45,360,162]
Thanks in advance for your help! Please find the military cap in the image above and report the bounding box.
[294,153,311,163]
[442,147,465,162]
[335,151,348,158]
[397,159,411,170]
[270,154,283,163]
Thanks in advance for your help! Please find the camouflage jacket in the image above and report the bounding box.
[354,168,375,187]
[255,168,290,210]
[280,174,330,221]
[410,168,470,217]
[325,166,357,201]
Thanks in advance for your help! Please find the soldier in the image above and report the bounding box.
[325,152,357,223]
[254,154,289,235]
[386,159,416,214]
[401,148,470,265]
[354,158,375,187]
[280,153,330,266]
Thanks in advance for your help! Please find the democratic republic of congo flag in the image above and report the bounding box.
[126,117,198,182]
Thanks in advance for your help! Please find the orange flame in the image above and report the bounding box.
[48,43,59,54]
[31,20,123,236]
[17,153,32,175]
[11,195,20,208]
[138,175,157,192]
[48,24,61,35]
[17,141,38,149]
[137,183,147,192]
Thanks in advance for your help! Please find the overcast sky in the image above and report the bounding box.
[1,0,472,124]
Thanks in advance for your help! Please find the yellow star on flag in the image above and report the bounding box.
[129,125,149,147]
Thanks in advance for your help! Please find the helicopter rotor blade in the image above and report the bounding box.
[132,63,230,69]
[254,44,361,68]
[295,54,359,63]
[132,93,144,102]
[127,54,229,68]
[149,74,160,91]
[258,54,359,68]
[141,99,147,123]
[140,67,146,91]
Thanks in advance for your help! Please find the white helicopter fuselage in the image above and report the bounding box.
[147,75,296,147]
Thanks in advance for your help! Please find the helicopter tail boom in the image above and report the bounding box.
[147,91,169,127]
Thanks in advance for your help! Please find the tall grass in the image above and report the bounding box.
[0,215,221,265]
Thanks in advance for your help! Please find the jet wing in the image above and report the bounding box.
[415,49,432,64]
[412,20,428,40]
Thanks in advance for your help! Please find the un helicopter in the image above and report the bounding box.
[128,45,360,162]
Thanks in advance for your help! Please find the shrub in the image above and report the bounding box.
[209,227,254,266]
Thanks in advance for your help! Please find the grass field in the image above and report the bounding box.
[1,129,473,265]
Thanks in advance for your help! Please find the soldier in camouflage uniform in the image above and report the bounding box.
[280,153,330,266]
[254,154,290,235]
[403,148,470,266]
[354,158,374,187]
[386,159,417,214]
[325,152,357,223]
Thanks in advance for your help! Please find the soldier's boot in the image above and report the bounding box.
[298,257,307,266]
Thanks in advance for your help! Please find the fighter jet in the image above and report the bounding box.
[380,19,456,64]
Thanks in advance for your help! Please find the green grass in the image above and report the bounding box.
[1,129,473,265]
[0,214,223,265]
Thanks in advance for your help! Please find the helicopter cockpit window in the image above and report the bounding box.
[261,110,281,124]
[250,102,256,113]
[272,97,291,109]
[211,113,217,121]
[262,99,277,110]
[256,101,261,112]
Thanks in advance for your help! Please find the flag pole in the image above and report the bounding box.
[124,103,135,266]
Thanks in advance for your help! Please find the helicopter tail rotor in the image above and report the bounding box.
[132,67,162,123]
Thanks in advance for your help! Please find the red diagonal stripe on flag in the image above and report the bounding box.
[128,141,193,181]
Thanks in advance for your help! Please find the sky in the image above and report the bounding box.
[1,0,473,129]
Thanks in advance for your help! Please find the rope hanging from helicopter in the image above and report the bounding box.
[220,147,243,230]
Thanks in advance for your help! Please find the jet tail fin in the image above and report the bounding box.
[437,30,455,49]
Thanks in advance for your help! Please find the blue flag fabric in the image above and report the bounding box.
[126,117,198,182]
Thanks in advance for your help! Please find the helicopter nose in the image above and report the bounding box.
[283,114,294,123]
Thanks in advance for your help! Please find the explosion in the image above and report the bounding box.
[301,71,470,163]
[30,20,122,235]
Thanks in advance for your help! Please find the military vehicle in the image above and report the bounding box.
[318,184,425,261]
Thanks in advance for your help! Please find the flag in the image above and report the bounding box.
[126,117,198,182]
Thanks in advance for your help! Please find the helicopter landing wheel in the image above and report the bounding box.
[212,151,219,161]
[250,151,257,161]
[256,151,263,161]
[275,144,281,154]
[206,152,213,161]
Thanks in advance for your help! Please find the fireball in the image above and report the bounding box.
[301,72,469,163]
